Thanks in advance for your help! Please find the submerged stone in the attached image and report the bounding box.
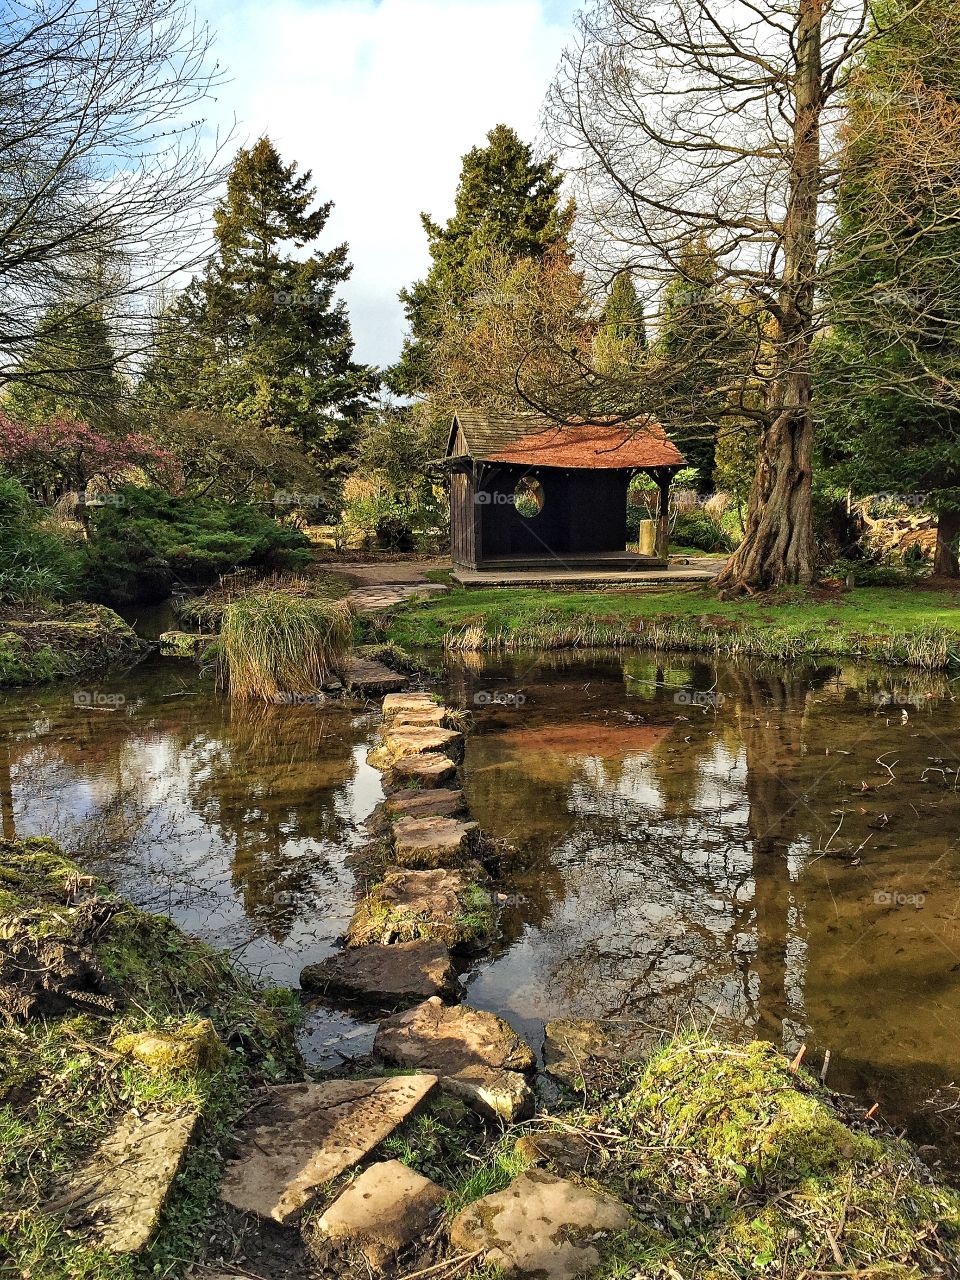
[448,1169,632,1280]
[314,1158,446,1269]
[299,939,460,1003]
[220,1075,438,1224]
[158,630,216,658]
[543,1018,655,1091]
[55,1106,198,1253]
[392,816,478,868]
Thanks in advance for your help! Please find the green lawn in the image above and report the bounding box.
[377,584,960,669]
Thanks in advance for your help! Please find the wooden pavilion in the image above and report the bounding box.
[445,410,686,576]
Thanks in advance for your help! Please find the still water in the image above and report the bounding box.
[3,650,960,1157]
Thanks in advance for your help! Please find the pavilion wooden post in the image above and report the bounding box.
[654,468,672,561]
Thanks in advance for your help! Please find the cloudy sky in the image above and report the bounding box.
[197,0,580,368]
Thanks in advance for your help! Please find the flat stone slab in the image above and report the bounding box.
[543,1018,656,1091]
[315,1158,446,1269]
[382,726,464,763]
[220,1075,438,1223]
[449,1170,633,1279]
[387,752,459,788]
[55,1106,197,1253]
[385,788,468,820]
[348,864,489,947]
[345,657,407,696]
[382,692,440,720]
[300,940,460,1003]
[393,816,478,868]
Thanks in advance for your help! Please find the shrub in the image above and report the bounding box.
[672,508,735,553]
[82,487,313,605]
[0,474,81,604]
[219,591,354,700]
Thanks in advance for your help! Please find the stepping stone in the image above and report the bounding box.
[314,1158,446,1269]
[345,657,408,696]
[393,816,478,868]
[385,788,467,820]
[388,752,459,788]
[382,692,439,721]
[53,1106,198,1253]
[448,1170,633,1280]
[347,865,490,947]
[158,631,216,657]
[374,997,535,1121]
[381,726,464,763]
[375,998,535,1073]
[220,1075,438,1224]
[543,1018,656,1091]
[299,940,460,1004]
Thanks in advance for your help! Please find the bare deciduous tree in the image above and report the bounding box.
[548,0,959,590]
[0,0,228,394]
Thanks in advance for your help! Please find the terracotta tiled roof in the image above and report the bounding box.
[449,410,685,470]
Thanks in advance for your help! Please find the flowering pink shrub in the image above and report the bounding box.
[0,412,181,503]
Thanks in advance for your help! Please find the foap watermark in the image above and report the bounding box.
[273,691,326,706]
[474,491,516,506]
[74,690,125,709]
[870,491,931,509]
[273,489,323,509]
[674,688,725,710]
[487,890,529,907]
[473,690,527,708]
[874,889,925,908]
[873,690,925,711]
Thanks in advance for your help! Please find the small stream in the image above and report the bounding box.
[3,648,960,1162]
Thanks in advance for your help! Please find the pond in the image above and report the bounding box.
[3,648,960,1162]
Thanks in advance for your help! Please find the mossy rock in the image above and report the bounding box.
[113,1018,226,1074]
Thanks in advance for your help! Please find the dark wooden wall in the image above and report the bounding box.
[473,465,631,561]
[449,471,478,568]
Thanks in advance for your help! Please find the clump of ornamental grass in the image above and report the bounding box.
[219,590,354,700]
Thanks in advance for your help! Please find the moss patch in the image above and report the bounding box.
[0,604,143,687]
[0,839,301,1280]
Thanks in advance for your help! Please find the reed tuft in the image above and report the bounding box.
[219,591,354,700]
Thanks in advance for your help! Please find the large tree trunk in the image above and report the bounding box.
[934,509,960,576]
[715,0,822,592]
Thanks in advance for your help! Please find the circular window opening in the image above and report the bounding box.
[514,477,545,519]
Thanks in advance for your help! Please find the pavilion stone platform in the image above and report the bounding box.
[452,551,719,589]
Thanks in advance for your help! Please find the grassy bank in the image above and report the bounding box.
[0,838,300,1280]
[0,604,144,687]
[375,583,960,669]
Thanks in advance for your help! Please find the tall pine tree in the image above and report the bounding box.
[6,302,123,431]
[593,272,646,375]
[142,138,374,471]
[655,237,743,490]
[390,124,575,396]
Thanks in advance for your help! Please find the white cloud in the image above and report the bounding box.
[197,0,577,367]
